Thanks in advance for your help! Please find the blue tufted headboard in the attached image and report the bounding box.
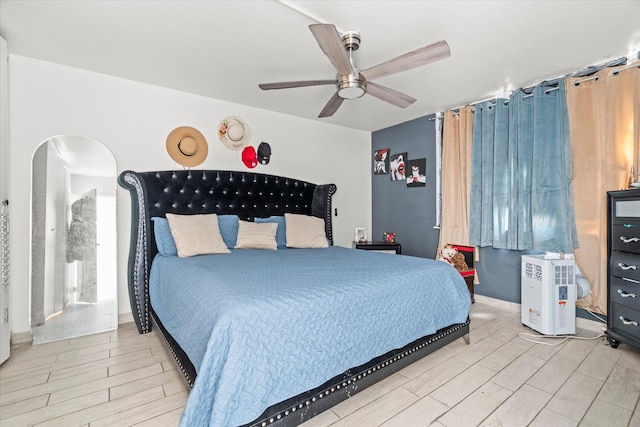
[118,170,337,336]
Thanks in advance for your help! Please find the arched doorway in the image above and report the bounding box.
[30,135,117,344]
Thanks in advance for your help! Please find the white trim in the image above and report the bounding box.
[474,294,521,312]
[474,294,604,333]
[434,113,443,228]
[576,316,606,333]
[10,331,33,344]
[118,311,134,325]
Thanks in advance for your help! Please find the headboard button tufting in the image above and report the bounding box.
[117,169,336,335]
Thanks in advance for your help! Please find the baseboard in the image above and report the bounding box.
[474,294,604,333]
[576,316,606,333]
[10,331,33,344]
[118,311,134,325]
[474,294,521,313]
[10,312,134,346]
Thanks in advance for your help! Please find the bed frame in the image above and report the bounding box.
[119,169,470,427]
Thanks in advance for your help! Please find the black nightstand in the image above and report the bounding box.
[353,241,402,254]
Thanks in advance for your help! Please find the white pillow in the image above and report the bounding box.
[285,213,329,248]
[235,220,278,250]
[165,213,230,257]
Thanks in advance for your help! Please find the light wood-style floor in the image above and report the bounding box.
[1,301,638,426]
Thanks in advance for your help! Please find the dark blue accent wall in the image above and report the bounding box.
[371,115,602,323]
[371,115,439,259]
[371,115,539,305]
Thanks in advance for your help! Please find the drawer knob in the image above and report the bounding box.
[620,236,640,243]
[619,316,639,327]
[618,263,638,271]
[617,289,637,298]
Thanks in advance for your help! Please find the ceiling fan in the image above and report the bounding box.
[258,23,450,118]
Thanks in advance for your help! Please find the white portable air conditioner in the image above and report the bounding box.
[521,255,576,336]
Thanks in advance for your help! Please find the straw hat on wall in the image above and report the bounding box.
[166,126,208,167]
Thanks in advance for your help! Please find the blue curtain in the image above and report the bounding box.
[470,81,578,252]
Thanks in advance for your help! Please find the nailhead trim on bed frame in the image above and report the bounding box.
[123,173,151,333]
[247,320,471,427]
[119,169,469,427]
[150,311,195,387]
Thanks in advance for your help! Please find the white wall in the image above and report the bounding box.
[8,55,372,334]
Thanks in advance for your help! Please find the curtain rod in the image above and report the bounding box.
[440,53,638,116]
[612,62,640,75]
[573,75,599,86]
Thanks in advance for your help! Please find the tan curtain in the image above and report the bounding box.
[437,106,474,254]
[565,61,640,315]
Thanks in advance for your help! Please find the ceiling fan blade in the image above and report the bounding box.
[318,93,344,118]
[361,40,450,81]
[309,24,355,76]
[259,80,336,90]
[365,81,416,108]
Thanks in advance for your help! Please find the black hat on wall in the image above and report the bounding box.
[258,142,272,165]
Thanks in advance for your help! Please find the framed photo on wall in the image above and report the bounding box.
[373,149,390,175]
[354,227,368,242]
[406,158,426,187]
[389,152,407,181]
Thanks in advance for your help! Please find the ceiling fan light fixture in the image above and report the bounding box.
[337,75,367,99]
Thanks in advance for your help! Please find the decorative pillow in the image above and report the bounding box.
[284,213,329,248]
[217,215,240,248]
[255,216,286,248]
[234,220,278,250]
[152,217,178,256]
[166,213,230,257]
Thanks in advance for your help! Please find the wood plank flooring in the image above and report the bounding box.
[0,322,188,426]
[1,301,638,426]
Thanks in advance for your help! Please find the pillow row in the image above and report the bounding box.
[152,213,328,257]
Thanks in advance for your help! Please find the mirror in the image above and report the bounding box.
[30,135,117,344]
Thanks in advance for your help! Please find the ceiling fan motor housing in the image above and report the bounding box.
[341,30,361,51]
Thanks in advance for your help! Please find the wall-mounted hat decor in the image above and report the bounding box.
[242,145,258,169]
[166,126,208,167]
[258,142,271,165]
[218,116,251,151]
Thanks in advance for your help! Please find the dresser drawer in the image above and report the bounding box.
[612,224,640,254]
[611,303,640,341]
[611,252,640,282]
[609,276,640,310]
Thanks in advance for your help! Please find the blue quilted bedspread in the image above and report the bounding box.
[149,246,470,427]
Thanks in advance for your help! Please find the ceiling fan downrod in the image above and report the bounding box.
[336,29,365,99]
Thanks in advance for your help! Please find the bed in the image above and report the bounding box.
[119,169,471,427]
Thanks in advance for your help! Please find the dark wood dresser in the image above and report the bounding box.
[607,189,640,349]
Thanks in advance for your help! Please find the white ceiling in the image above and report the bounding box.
[1,0,639,132]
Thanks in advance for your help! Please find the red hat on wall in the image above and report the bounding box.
[242,146,258,169]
